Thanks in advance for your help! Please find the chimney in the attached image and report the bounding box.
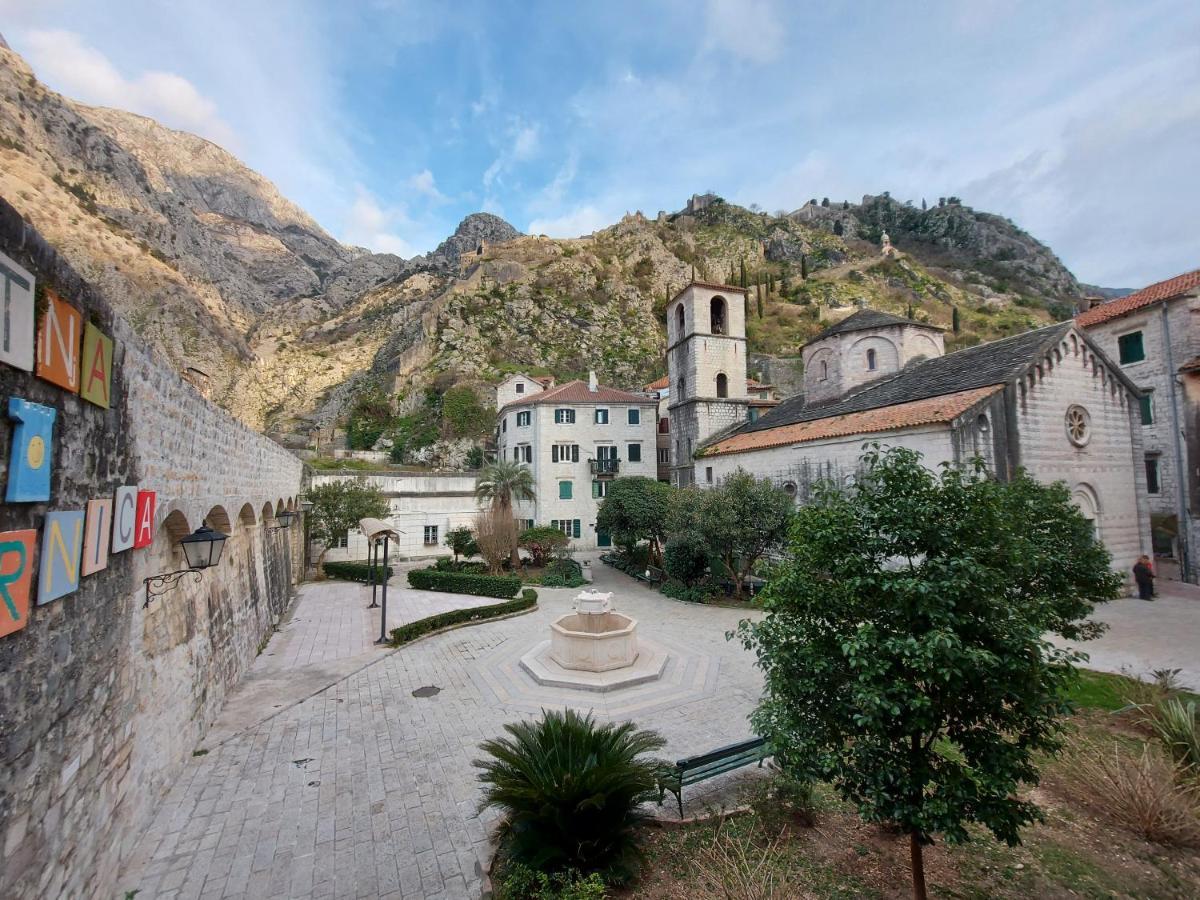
[588,370,598,392]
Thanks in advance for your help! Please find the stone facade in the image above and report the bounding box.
[0,200,305,900]
[496,381,657,549]
[802,318,945,405]
[1082,294,1198,578]
[666,283,750,486]
[311,471,481,560]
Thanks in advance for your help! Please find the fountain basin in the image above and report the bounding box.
[550,611,638,672]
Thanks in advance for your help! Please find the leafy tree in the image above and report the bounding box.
[663,531,709,586]
[466,445,484,469]
[304,477,390,568]
[475,709,666,881]
[476,460,536,567]
[595,476,674,565]
[698,469,792,599]
[441,385,492,439]
[519,525,569,567]
[738,446,1121,899]
[346,387,395,450]
[952,305,961,334]
[444,525,479,561]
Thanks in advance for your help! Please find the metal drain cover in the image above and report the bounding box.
[411,685,442,698]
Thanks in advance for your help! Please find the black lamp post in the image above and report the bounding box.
[374,532,391,644]
[144,523,229,607]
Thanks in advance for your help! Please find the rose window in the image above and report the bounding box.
[1065,405,1091,447]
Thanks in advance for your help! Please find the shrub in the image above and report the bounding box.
[546,557,583,580]
[1146,699,1200,773]
[445,525,479,561]
[390,593,536,645]
[1075,743,1200,847]
[322,560,394,582]
[693,829,792,900]
[434,558,488,574]
[407,567,521,598]
[519,526,569,567]
[497,863,608,900]
[663,531,709,586]
[521,588,538,603]
[660,581,710,603]
[476,709,666,882]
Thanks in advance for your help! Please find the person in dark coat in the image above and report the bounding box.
[1133,555,1155,601]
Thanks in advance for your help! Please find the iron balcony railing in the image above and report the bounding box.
[589,457,620,476]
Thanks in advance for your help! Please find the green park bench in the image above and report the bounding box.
[632,565,664,585]
[658,736,770,817]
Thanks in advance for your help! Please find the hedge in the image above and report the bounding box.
[407,567,522,598]
[323,560,395,582]
[390,590,537,645]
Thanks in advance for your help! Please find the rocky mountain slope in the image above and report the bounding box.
[0,44,1100,447]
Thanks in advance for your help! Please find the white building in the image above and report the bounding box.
[666,281,1151,576]
[311,472,481,561]
[495,372,659,549]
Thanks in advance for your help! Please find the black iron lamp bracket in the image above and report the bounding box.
[144,569,202,607]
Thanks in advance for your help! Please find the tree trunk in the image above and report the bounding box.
[909,832,928,900]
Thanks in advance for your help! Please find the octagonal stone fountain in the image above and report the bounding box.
[520,589,670,692]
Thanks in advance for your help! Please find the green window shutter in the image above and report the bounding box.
[573,520,581,539]
[627,408,640,425]
[1118,331,1145,364]
[592,480,601,499]
[1140,394,1154,425]
[560,481,572,499]
[627,443,641,463]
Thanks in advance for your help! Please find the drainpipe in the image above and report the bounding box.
[1160,302,1192,582]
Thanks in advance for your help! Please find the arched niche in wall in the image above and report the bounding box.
[238,503,257,528]
[710,296,727,335]
[910,333,941,358]
[847,334,899,376]
[1070,483,1102,539]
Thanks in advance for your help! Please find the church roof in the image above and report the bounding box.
[1075,268,1200,327]
[735,321,1076,440]
[807,309,943,345]
[704,385,1003,456]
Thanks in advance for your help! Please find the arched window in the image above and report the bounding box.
[716,373,728,398]
[820,360,828,381]
[867,348,877,371]
[677,376,685,399]
[710,296,727,335]
[675,304,685,335]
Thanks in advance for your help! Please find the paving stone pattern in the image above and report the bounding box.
[118,565,768,899]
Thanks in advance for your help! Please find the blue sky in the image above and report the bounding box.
[3,0,1197,287]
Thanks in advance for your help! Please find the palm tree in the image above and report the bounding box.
[475,460,535,567]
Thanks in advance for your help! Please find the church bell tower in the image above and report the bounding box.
[666,282,750,486]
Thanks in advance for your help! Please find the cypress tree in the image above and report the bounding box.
[756,282,764,318]
[740,259,747,289]
[801,255,809,280]
[952,306,961,334]
[907,304,915,320]
[729,262,736,284]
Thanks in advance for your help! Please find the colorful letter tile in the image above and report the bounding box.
[82,498,112,576]
[39,511,85,604]
[36,290,81,393]
[0,250,35,372]
[112,486,138,553]
[134,490,156,549]
[6,397,56,503]
[80,322,113,409]
[0,530,37,637]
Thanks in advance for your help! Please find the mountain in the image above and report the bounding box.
[0,45,1113,450]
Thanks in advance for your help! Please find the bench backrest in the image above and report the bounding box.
[675,736,766,772]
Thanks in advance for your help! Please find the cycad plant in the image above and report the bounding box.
[476,709,666,881]
[1148,699,1200,775]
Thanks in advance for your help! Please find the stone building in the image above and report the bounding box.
[0,199,306,899]
[495,373,658,548]
[1077,268,1200,580]
[666,289,1151,577]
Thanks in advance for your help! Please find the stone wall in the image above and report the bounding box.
[0,199,306,899]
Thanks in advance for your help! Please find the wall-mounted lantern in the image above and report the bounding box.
[144,524,229,607]
[271,510,297,532]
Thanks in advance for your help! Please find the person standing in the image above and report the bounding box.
[1133,555,1155,601]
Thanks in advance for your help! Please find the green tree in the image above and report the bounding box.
[755,282,764,318]
[444,525,478,562]
[698,469,792,599]
[476,460,536,568]
[738,446,1121,899]
[346,388,395,450]
[952,305,961,334]
[739,258,747,289]
[441,385,491,439]
[663,531,708,586]
[304,477,390,568]
[800,254,809,280]
[519,525,569,567]
[595,476,674,565]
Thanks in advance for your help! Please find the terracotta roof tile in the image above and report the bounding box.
[500,380,653,410]
[704,385,1002,457]
[1076,269,1200,327]
[644,375,669,391]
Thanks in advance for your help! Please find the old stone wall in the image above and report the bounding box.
[0,199,305,899]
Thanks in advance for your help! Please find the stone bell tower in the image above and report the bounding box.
[666,282,750,486]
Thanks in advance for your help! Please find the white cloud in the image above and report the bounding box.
[482,120,541,189]
[527,204,611,238]
[406,168,447,203]
[22,29,237,149]
[703,0,783,64]
[342,185,415,257]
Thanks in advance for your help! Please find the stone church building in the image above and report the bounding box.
[666,282,1151,574]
